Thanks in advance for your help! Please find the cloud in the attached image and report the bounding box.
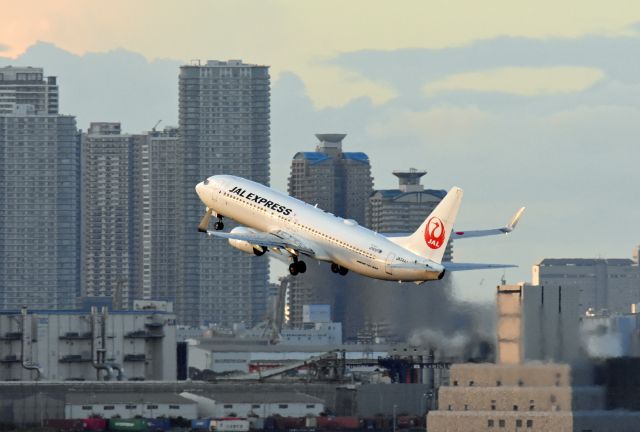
[0,43,8,52]
[423,67,604,97]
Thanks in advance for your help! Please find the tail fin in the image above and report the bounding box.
[392,186,463,263]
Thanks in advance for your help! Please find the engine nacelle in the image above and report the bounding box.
[228,227,265,256]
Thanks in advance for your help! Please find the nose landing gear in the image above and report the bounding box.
[213,215,224,231]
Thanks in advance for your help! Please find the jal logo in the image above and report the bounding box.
[424,216,446,250]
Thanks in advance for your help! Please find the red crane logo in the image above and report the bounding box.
[424,216,446,250]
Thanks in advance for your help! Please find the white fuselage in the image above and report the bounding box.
[196,175,444,281]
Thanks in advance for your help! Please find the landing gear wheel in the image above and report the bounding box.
[338,266,349,276]
[297,261,307,273]
[331,263,340,273]
[214,221,224,231]
[289,263,299,276]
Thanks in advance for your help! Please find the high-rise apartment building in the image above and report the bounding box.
[0,66,58,115]
[367,169,452,261]
[286,134,373,327]
[532,257,640,316]
[0,104,80,309]
[179,60,270,327]
[81,122,138,308]
[134,127,183,302]
[289,134,373,225]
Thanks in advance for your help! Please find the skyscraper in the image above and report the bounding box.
[0,66,58,115]
[367,169,453,261]
[81,122,138,308]
[286,133,373,326]
[179,60,270,327]
[289,134,373,225]
[0,102,80,309]
[134,127,183,303]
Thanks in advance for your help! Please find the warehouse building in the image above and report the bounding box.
[65,393,196,419]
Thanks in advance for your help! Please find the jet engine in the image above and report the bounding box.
[228,227,265,256]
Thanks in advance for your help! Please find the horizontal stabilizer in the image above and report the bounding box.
[452,207,525,240]
[443,262,517,271]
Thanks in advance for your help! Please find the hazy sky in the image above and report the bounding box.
[2,1,640,301]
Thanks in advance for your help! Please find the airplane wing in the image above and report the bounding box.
[205,228,316,257]
[451,207,525,240]
[442,262,517,271]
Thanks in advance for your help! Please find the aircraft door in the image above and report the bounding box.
[385,252,395,275]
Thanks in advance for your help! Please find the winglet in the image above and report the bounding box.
[504,207,526,233]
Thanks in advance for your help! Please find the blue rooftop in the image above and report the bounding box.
[342,152,369,163]
[297,152,331,165]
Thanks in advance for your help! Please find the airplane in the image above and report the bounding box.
[195,175,525,283]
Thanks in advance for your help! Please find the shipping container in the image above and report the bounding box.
[43,419,84,431]
[191,419,211,430]
[108,418,147,432]
[145,418,171,431]
[211,418,250,432]
[316,416,361,430]
[83,417,107,431]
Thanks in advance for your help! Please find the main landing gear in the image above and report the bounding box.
[198,209,224,232]
[331,263,349,276]
[289,259,307,276]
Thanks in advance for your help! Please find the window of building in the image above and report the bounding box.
[104,406,115,410]
[81,405,92,410]
[125,405,137,409]
[488,419,494,427]
[499,419,505,428]
[516,420,523,427]
[169,405,179,410]
[464,404,468,411]
[491,400,496,411]
[278,404,288,409]
[147,405,158,409]
[453,380,458,386]
[518,379,524,387]
[306,404,315,409]
[513,405,518,411]
[526,420,533,428]
[529,400,535,411]
[447,405,452,411]
[252,404,260,409]
[469,380,474,386]
[496,380,502,386]
[224,404,233,409]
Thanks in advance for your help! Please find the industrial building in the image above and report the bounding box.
[179,59,270,327]
[0,93,80,310]
[532,256,640,316]
[496,283,581,364]
[0,304,177,381]
[427,362,640,432]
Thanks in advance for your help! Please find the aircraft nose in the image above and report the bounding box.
[195,181,208,202]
